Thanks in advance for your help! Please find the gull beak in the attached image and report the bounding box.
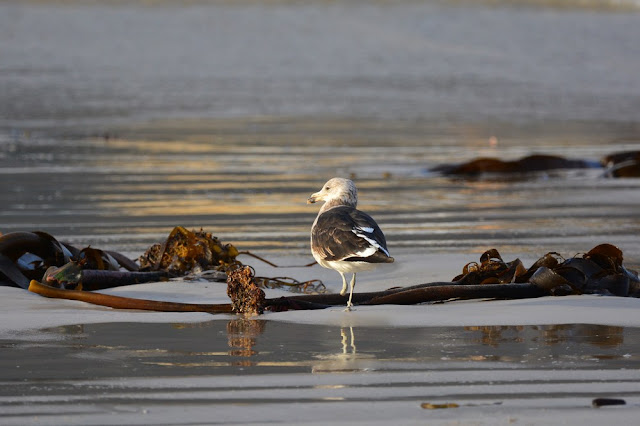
[307,191,322,204]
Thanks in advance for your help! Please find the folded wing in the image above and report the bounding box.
[311,206,392,263]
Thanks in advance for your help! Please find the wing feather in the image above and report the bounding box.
[311,206,391,263]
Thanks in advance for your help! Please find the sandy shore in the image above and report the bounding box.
[2,252,640,337]
[1,1,639,423]
[1,252,640,425]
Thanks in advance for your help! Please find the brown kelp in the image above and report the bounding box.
[602,150,640,178]
[1,226,319,292]
[137,227,323,292]
[225,244,639,314]
[0,231,138,290]
[432,154,594,177]
[432,150,640,179]
[2,228,638,316]
[28,279,233,314]
[227,266,266,315]
[139,226,240,274]
[2,227,323,313]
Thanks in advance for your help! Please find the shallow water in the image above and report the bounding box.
[0,0,640,426]
[1,321,639,424]
[2,1,640,127]
[4,320,639,380]
[1,118,640,266]
[1,1,640,263]
[1,2,640,423]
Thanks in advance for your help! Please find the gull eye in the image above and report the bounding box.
[325,186,331,190]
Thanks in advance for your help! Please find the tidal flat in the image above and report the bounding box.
[1,0,640,424]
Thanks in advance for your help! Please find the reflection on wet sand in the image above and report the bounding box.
[537,324,625,348]
[311,326,377,374]
[226,318,266,364]
[223,321,372,373]
[216,322,633,373]
[2,321,637,382]
[2,118,640,261]
[466,324,624,348]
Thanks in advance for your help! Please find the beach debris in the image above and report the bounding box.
[592,398,626,408]
[181,269,228,282]
[431,149,640,179]
[0,231,135,289]
[43,262,170,291]
[254,276,326,294]
[2,227,637,315]
[432,154,594,177]
[420,402,459,409]
[1,227,325,315]
[138,228,323,292]
[249,243,639,311]
[239,250,317,268]
[226,266,265,315]
[602,150,640,178]
[24,242,638,315]
[451,244,639,297]
[139,226,240,275]
[28,279,233,314]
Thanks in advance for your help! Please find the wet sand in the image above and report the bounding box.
[1,1,640,424]
[1,320,639,424]
[2,117,640,264]
[2,251,640,424]
[1,308,640,425]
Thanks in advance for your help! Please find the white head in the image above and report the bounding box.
[307,177,358,210]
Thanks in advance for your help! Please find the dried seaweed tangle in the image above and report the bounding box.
[1,228,638,316]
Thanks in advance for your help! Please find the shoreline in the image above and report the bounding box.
[2,252,639,340]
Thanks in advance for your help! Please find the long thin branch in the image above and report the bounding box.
[238,251,317,268]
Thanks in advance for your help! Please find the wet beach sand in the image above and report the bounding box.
[1,0,640,424]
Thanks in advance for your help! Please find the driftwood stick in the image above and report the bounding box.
[28,280,233,314]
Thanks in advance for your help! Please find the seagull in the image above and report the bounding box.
[307,177,394,310]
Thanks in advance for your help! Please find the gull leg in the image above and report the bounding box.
[345,273,356,311]
[339,272,348,296]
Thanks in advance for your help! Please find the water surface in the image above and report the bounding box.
[1,321,639,424]
[1,3,640,422]
[1,1,639,263]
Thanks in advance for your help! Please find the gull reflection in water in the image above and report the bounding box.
[312,326,375,374]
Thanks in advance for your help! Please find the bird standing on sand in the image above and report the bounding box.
[307,177,394,310]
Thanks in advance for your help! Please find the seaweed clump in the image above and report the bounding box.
[433,154,592,177]
[227,266,265,315]
[432,150,640,179]
[602,150,640,178]
[452,244,639,297]
[139,226,239,275]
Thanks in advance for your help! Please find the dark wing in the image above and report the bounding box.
[311,206,391,263]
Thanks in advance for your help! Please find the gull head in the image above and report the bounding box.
[307,177,358,208]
